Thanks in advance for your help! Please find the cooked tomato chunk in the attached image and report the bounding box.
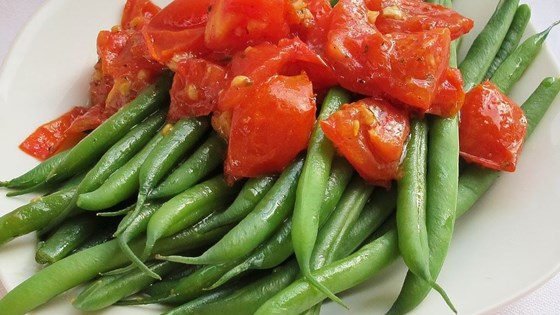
[459,81,528,172]
[224,74,316,178]
[321,97,410,185]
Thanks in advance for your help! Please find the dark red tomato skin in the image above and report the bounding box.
[205,0,291,53]
[169,58,227,121]
[225,73,316,178]
[429,67,465,117]
[324,0,450,112]
[321,97,410,185]
[366,0,473,40]
[142,0,211,65]
[19,107,88,160]
[459,81,527,172]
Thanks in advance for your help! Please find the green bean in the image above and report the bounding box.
[195,175,277,233]
[140,266,196,298]
[458,0,519,90]
[311,176,373,270]
[40,110,166,233]
[149,132,227,199]
[254,222,400,315]
[115,202,161,278]
[73,261,177,311]
[167,260,300,315]
[35,214,99,264]
[387,77,560,314]
[0,186,78,245]
[208,157,354,290]
[292,86,351,307]
[333,188,397,259]
[0,150,69,190]
[161,283,242,314]
[119,261,241,305]
[161,156,304,265]
[124,117,209,233]
[77,110,166,195]
[254,78,560,315]
[46,74,172,184]
[483,4,531,80]
[491,20,560,94]
[0,221,231,315]
[143,175,241,261]
[396,119,455,312]
[302,176,373,315]
[77,131,163,211]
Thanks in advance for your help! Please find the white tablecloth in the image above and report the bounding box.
[1,0,559,314]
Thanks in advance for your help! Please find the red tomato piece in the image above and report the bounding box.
[459,81,527,172]
[219,38,336,113]
[366,0,473,40]
[285,0,332,51]
[142,0,211,65]
[19,107,88,160]
[205,0,290,53]
[66,104,108,134]
[121,0,161,30]
[325,0,451,111]
[321,97,410,185]
[169,58,227,121]
[96,28,165,113]
[373,29,450,111]
[429,67,465,117]
[225,73,316,178]
[96,30,133,76]
[89,61,115,106]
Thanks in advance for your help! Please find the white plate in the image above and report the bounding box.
[1,0,559,314]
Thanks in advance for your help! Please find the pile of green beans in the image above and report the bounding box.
[0,0,559,314]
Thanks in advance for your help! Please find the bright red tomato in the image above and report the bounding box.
[459,81,527,172]
[142,0,211,65]
[325,0,450,112]
[366,0,473,40]
[96,28,165,113]
[321,97,410,185]
[219,38,336,114]
[429,67,465,117]
[19,107,88,160]
[121,0,161,30]
[224,73,316,179]
[285,0,332,51]
[169,58,227,121]
[205,0,290,53]
[66,104,108,134]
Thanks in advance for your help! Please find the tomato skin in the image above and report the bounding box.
[219,38,336,114]
[285,0,332,51]
[373,29,450,111]
[325,0,450,112]
[121,0,161,30]
[205,0,290,53]
[19,107,88,160]
[366,0,473,40]
[142,0,211,65]
[459,81,527,172]
[169,58,227,121]
[321,97,410,185]
[429,67,465,117]
[224,74,316,178]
